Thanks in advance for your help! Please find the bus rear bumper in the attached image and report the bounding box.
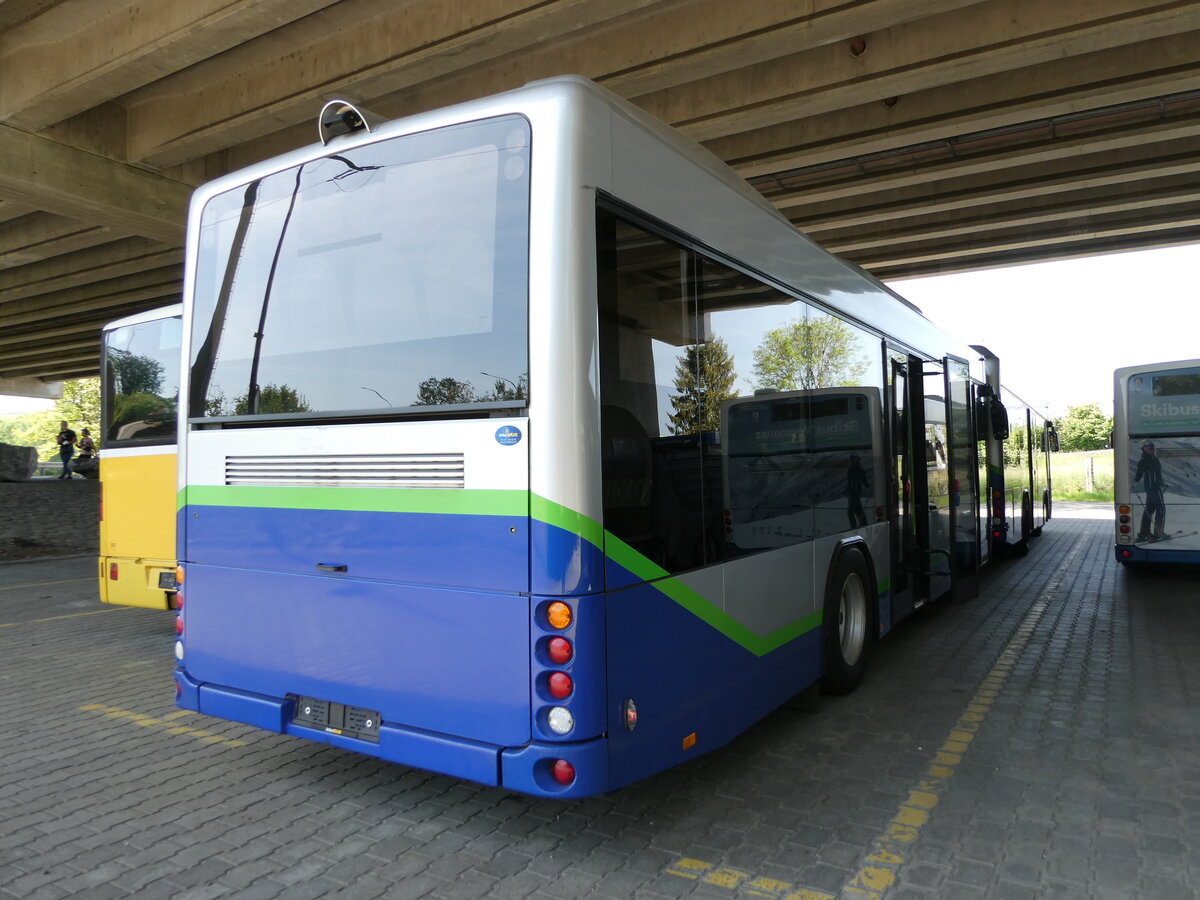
[174,670,609,797]
[1115,544,1200,564]
[98,555,176,609]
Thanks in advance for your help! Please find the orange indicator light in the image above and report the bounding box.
[547,602,572,630]
[682,732,697,751]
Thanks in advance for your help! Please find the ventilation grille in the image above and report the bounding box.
[225,453,465,488]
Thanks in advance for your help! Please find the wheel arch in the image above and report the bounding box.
[828,536,880,637]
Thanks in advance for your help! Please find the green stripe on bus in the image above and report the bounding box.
[178,484,527,517]
[604,531,823,657]
[530,494,604,549]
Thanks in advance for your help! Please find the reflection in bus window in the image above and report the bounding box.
[598,211,887,574]
[103,315,182,446]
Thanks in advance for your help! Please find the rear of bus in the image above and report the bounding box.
[1114,362,1200,563]
[173,98,608,797]
[98,307,182,609]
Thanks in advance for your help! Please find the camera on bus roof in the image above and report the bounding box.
[318,99,386,145]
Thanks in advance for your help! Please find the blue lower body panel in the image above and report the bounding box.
[604,579,823,792]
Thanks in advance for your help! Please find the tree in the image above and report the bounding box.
[668,337,737,435]
[233,383,310,415]
[413,376,476,406]
[108,349,163,396]
[1003,424,1027,468]
[752,315,868,391]
[55,378,101,434]
[479,373,528,402]
[1056,402,1113,452]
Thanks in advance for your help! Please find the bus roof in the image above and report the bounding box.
[185,76,976,370]
[102,303,183,334]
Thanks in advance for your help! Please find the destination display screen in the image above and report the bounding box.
[1128,366,1200,435]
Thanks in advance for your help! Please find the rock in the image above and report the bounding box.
[0,442,37,482]
[73,457,99,479]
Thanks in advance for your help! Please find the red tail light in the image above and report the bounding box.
[547,637,572,665]
[548,672,572,699]
[109,563,118,580]
[551,759,575,785]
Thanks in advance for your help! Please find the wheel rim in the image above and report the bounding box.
[839,572,867,666]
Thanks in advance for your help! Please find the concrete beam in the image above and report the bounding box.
[814,176,1200,252]
[0,199,36,225]
[789,136,1200,233]
[0,0,60,31]
[848,206,1200,273]
[0,315,123,348]
[872,226,1200,280]
[0,336,97,365]
[715,31,1200,177]
[0,350,96,378]
[648,0,1200,143]
[124,0,686,167]
[0,263,182,322]
[0,122,190,243]
[0,374,60,399]
[179,0,991,174]
[0,213,126,270]
[0,237,180,304]
[0,0,341,130]
[4,359,97,379]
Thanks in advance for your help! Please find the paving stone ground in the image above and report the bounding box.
[1,502,1197,899]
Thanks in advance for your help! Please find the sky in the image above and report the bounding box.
[889,243,1200,419]
[1,243,1197,418]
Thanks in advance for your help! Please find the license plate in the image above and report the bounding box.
[158,571,178,590]
[291,695,381,743]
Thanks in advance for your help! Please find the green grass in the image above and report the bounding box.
[1051,449,1114,502]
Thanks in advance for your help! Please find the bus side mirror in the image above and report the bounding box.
[991,402,1009,441]
[975,393,1009,441]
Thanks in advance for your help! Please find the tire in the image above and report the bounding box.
[1021,491,1034,541]
[820,547,873,696]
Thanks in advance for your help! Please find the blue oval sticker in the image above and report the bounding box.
[495,425,522,446]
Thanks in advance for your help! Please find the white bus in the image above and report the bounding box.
[1114,359,1200,564]
[172,76,1050,797]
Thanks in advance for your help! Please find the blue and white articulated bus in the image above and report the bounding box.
[173,76,1049,797]
[1115,359,1200,564]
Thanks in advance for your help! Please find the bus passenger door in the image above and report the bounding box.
[945,360,979,600]
[888,357,910,618]
[921,365,953,602]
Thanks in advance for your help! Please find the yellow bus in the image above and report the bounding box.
[98,304,182,609]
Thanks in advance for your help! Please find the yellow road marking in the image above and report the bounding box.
[665,857,835,900]
[841,589,1056,899]
[666,545,1073,900]
[0,607,129,628]
[0,577,94,592]
[79,703,246,748]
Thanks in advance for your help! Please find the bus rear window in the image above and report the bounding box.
[103,315,182,446]
[188,115,530,420]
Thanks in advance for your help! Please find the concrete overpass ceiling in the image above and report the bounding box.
[1,0,1197,386]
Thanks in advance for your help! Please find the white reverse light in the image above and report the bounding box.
[547,706,574,735]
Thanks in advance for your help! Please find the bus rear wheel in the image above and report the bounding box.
[820,547,873,696]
